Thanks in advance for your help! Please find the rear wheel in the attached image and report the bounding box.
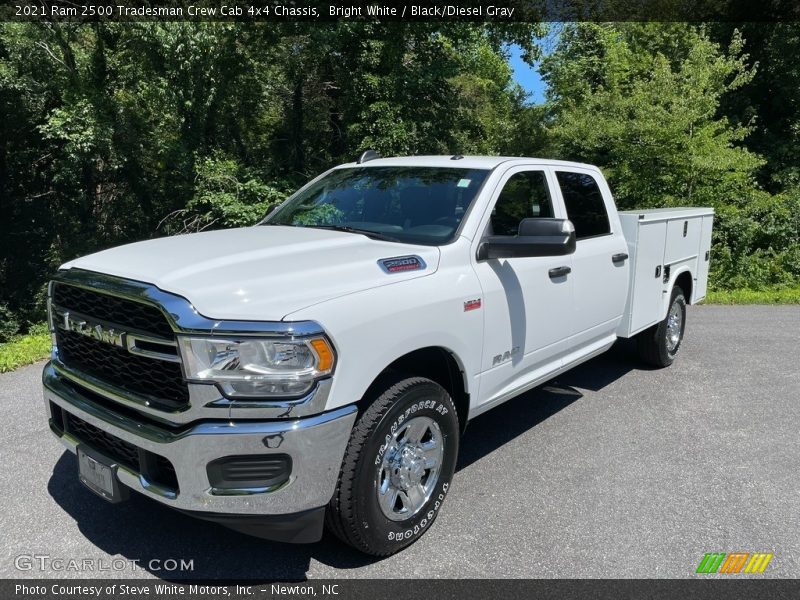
[637,285,687,367]
[326,376,459,556]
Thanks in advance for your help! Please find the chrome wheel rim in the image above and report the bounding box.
[377,415,444,522]
[666,299,683,352]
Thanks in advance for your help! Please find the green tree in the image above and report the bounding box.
[541,23,762,210]
[711,23,800,190]
[0,21,543,338]
[537,23,798,290]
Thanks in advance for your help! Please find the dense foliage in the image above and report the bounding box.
[0,21,798,339]
[539,23,800,293]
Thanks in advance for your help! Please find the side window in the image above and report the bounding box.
[490,171,554,236]
[555,171,611,240]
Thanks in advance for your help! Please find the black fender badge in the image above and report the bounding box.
[378,255,427,274]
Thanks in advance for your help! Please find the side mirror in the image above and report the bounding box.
[477,218,576,260]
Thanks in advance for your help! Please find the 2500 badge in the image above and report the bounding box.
[378,255,427,274]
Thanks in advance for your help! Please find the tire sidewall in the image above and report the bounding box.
[662,288,687,362]
[353,381,459,554]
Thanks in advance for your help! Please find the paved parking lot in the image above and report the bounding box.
[2,305,798,579]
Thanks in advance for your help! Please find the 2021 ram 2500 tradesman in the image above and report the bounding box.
[42,155,713,556]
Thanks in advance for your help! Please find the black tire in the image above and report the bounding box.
[325,376,460,556]
[636,285,687,367]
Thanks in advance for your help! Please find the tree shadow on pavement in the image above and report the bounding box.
[456,340,645,471]
[47,341,650,580]
[47,455,380,581]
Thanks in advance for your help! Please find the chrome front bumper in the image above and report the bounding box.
[43,362,357,515]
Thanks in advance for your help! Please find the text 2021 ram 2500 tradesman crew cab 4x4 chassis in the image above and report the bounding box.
[43,154,713,556]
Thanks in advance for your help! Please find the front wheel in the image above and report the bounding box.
[325,377,460,556]
[636,285,687,367]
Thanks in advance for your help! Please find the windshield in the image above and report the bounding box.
[263,166,490,245]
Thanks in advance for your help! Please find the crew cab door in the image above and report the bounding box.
[471,167,574,410]
[552,169,629,352]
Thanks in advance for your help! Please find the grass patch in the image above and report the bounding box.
[705,285,800,305]
[0,323,51,373]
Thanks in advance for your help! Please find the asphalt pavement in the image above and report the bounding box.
[2,305,798,579]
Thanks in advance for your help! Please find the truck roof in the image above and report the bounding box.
[335,155,600,171]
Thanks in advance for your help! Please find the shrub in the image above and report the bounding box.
[162,154,291,234]
[0,304,20,343]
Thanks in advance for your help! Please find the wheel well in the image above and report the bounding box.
[359,347,470,433]
[675,271,693,303]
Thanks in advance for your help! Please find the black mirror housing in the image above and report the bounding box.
[477,218,576,260]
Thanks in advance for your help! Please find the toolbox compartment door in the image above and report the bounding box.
[618,207,713,337]
[694,215,714,302]
[623,219,668,335]
[664,216,702,265]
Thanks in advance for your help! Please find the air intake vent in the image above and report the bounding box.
[207,455,292,490]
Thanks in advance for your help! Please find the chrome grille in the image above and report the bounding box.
[52,282,189,410]
[57,330,188,408]
[53,282,174,339]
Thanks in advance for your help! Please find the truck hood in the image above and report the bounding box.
[61,226,440,321]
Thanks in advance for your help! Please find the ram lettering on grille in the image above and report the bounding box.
[51,283,189,410]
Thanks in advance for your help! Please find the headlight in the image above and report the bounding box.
[179,336,335,398]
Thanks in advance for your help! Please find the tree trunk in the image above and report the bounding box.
[291,76,305,175]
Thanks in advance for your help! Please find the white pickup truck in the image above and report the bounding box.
[42,155,713,556]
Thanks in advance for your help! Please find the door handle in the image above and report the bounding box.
[548,266,571,279]
[612,252,629,263]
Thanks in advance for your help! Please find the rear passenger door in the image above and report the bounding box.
[553,169,629,351]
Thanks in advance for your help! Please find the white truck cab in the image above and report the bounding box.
[42,155,713,555]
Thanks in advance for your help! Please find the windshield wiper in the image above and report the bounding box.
[306,224,401,243]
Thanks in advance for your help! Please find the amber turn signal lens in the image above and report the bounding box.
[309,338,335,372]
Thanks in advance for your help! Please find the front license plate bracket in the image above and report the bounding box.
[77,445,129,503]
